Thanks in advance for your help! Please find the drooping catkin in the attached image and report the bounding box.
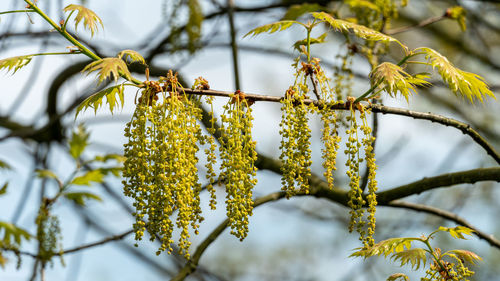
[219,92,258,240]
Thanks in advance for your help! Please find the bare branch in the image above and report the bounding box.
[386,201,500,248]
[182,87,500,164]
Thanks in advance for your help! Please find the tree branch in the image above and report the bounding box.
[375,167,500,204]
[385,201,500,248]
[181,87,500,164]
[55,229,134,256]
[171,165,500,280]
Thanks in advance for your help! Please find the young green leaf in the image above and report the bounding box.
[64,191,102,206]
[446,6,467,31]
[117,50,146,65]
[446,250,482,265]
[0,222,31,245]
[0,159,11,170]
[63,4,103,37]
[0,183,8,196]
[351,237,415,259]
[370,62,431,102]
[417,47,495,103]
[391,248,427,270]
[97,167,122,177]
[437,226,475,239]
[244,20,299,38]
[311,12,407,51]
[0,55,33,74]
[0,253,6,269]
[386,273,410,281]
[92,154,126,163]
[281,3,324,20]
[344,0,380,12]
[82,58,132,84]
[293,33,327,51]
[35,169,59,181]
[75,84,125,118]
[70,170,104,186]
[69,125,90,160]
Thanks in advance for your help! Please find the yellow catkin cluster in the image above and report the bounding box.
[345,107,366,243]
[219,92,258,240]
[313,58,342,190]
[203,95,218,210]
[424,257,475,281]
[279,86,312,198]
[36,208,61,265]
[320,106,341,190]
[360,109,377,247]
[123,74,204,258]
[280,57,343,195]
[344,103,379,248]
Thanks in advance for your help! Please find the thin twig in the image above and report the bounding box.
[56,230,134,256]
[172,165,500,280]
[227,0,240,90]
[386,201,500,248]
[181,87,500,164]
[386,15,446,35]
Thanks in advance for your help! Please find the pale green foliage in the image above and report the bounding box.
[446,6,467,31]
[417,47,495,103]
[446,250,482,265]
[293,33,327,51]
[370,62,431,101]
[69,124,89,160]
[70,170,104,186]
[0,222,31,245]
[311,12,406,50]
[82,58,131,84]
[352,226,480,280]
[0,221,31,268]
[0,159,11,170]
[36,169,60,181]
[0,183,7,196]
[281,3,324,20]
[244,20,298,37]
[63,4,103,37]
[63,192,102,206]
[0,55,33,74]
[351,237,416,258]
[437,226,475,239]
[92,154,126,163]
[117,50,146,65]
[75,84,125,118]
[391,248,427,270]
[344,0,381,12]
[387,273,410,281]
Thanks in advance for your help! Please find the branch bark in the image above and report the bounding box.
[170,165,500,280]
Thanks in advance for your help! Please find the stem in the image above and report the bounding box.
[24,0,100,61]
[24,0,142,85]
[306,27,311,63]
[423,239,448,274]
[227,0,240,90]
[62,10,75,31]
[0,9,35,15]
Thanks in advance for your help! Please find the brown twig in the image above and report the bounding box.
[181,87,500,164]
[386,15,446,35]
[386,201,500,248]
